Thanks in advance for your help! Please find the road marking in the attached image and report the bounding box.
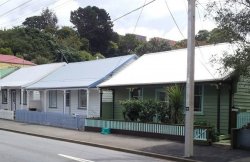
[58,154,95,162]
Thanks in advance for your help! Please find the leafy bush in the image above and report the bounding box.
[120,100,143,121]
[139,100,157,122]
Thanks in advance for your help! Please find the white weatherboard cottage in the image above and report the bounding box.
[0,63,66,111]
[26,55,137,117]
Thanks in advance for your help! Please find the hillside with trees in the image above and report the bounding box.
[0,5,231,64]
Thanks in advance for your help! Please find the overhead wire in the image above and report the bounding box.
[0,0,68,27]
[112,0,157,22]
[164,0,185,38]
[0,0,11,8]
[133,0,147,33]
[0,0,33,18]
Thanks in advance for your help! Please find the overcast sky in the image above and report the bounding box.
[0,0,220,41]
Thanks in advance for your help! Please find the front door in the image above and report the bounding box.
[11,90,16,111]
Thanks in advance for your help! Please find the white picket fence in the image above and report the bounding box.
[0,109,14,120]
[85,119,211,142]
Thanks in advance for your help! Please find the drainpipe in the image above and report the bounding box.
[217,83,221,134]
[99,89,103,118]
[228,82,233,134]
[112,89,115,120]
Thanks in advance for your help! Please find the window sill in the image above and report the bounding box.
[194,112,204,116]
[2,102,7,104]
[49,107,57,109]
[78,107,87,110]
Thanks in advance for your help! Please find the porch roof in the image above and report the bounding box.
[99,43,236,87]
[0,62,66,88]
[26,55,137,89]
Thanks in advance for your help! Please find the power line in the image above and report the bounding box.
[0,0,33,18]
[164,0,185,38]
[0,0,11,8]
[133,0,147,33]
[0,0,66,27]
[112,0,157,22]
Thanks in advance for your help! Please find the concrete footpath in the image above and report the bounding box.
[0,120,249,162]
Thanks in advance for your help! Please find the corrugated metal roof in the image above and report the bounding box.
[0,54,35,65]
[99,43,236,87]
[0,62,66,88]
[0,67,19,79]
[27,55,137,89]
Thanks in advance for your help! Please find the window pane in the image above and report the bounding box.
[131,88,142,100]
[66,90,70,107]
[79,90,87,108]
[194,85,202,112]
[33,91,40,100]
[2,89,7,104]
[49,91,57,108]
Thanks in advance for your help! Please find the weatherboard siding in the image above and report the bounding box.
[110,83,230,134]
[234,76,250,111]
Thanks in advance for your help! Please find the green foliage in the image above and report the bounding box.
[120,99,171,123]
[135,38,172,55]
[23,8,58,31]
[0,48,13,54]
[118,34,142,55]
[195,30,210,42]
[120,100,143,121]
[167,85,184,124]
[70,6,114,55]
[207,0,250,74]
[138,100,157,123]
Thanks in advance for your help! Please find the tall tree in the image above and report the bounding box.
[23,8,58,31]
[135,38,172,55]
[208,0,250,74]
[70,6,114,56]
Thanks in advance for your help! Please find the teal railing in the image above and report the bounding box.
[85,119,210,141]
[237,112,250,128]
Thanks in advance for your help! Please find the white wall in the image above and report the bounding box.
[0,89,28,110]
[31,89,101,117]
[88,88,100,118]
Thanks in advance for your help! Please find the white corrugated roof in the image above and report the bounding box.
[27,55,137,89]
[0,62,66,88]
[99,43,236,87]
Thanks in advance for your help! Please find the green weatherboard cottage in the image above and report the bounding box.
[98,43,242,135]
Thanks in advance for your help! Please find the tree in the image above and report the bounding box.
[195,30,210,42]
[135,38,172,55]
[70,6,114,55]
[208,0,250,74]
[208,28,234,44]
[118,34,142,55]
[23,8,58,31]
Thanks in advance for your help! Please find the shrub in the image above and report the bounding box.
[167,85,184,124]
[139,100,157,122]
[120,100,143,121]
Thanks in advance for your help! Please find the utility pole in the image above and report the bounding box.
[184,0,195,157]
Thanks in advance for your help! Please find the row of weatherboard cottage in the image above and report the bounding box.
[0,43,248,134]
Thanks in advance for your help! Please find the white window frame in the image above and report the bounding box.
[2,89,7,104]
[20,90,27,105]
[49,90,57,108]
[78,89,87,109]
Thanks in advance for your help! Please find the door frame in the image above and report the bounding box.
[11,90,16,111]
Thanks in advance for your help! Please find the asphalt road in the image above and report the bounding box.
[0,130,173,162]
